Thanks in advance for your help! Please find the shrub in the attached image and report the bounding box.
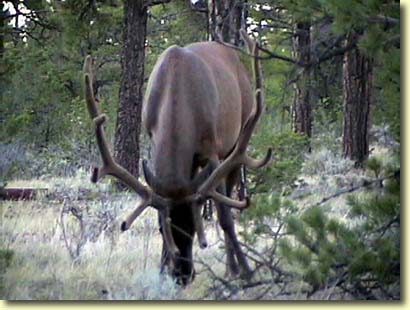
[279,160,400,299]
[301,148,354,176]
[0,143,27,182]
[0,140,100,182]
[250,114,309,194]
[0,249,14,297]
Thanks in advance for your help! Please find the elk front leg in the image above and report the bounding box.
[159,215,172,275]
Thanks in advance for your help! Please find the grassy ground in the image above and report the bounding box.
[0,135,397,300]
[0,171,219,300]
[0,169,347,300]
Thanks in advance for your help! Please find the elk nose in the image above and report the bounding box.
[157,183,190,199]
[168,188,189,199]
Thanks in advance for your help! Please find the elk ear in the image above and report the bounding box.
[142,160,155,188]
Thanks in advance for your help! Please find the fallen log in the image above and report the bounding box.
[0,188,48,201]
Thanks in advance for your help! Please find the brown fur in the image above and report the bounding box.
[143,42,253,198]
[142,41,257,284]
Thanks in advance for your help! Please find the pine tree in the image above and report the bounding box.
[279,161,400,299]
[293,21,313,141]
[342,32,373,166]
[113,0,148,186]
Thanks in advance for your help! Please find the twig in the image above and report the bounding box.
[215,36,301,64]
[309,174,395,209]
[374,214,400,238]
[196,258,236,293]
[60,205,75,261]
[145,0,172,8]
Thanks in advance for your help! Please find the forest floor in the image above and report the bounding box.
[0,171,362,300]
[0,128,397,300]
[2,170,269,300]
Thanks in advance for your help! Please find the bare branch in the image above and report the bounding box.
[215,35,301,64]
[305,174,397,210]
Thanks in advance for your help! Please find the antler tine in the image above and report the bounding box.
[161,210,180,258]
[193,203,208,249]
[121,200,150,231]
[208,189,250,209]
[84,56,158,233]
[84,70,151,201]
[84,56,180,259]
[196,96,269,209]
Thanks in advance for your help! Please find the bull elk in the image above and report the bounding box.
[83,30,271,285]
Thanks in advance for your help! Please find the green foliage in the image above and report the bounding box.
[1,1,121,147]
[280,158,400,299]
[366,156,383,178]
[0,249,14,296]
[1,1,124,182]
[251,114,309,194]
[0,249,13,272]
[2,0,211,182]
[373,46,400,141]
[240,100,309,240]
[321,0,400,142]
[146,0,207,74]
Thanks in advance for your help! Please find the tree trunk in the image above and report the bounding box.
[114,0,147,187]
[207,0,248,203]
[209,0,246,46]
[293,21,312,141]
[342,33,373,166]
[0,2,4,60]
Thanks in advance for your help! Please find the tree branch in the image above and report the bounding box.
[146,0,172,8]
[215,35,300,64]
[310,174,396,209]
[368,15,399,29]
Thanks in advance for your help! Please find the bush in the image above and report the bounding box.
[0,249,14,297]
[301,148,354,176]
[279,160,400,299]
[0,143,27,183]
[0,141,100,182]
[250,115,309,194]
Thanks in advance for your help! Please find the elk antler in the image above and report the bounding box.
[83,56,180,258]
[190,35,272,210]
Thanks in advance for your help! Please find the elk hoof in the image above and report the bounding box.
[199,240,208,249]
[91,166,99,183]
[120,221,129,232]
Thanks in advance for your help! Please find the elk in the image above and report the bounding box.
[83,31,271,285]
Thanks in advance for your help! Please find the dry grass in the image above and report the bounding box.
[1,136,397,300]
[0,170,228,300]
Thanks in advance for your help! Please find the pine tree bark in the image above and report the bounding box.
[342,33,373,166]
[209,0,246,45]
[0,2,4,60]
[114,0,147,186]
[293,21,312,140]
